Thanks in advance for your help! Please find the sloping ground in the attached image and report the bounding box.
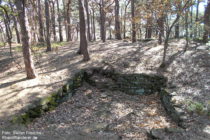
[0,39,210,139]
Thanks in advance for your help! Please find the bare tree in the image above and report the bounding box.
[161,0,191,67]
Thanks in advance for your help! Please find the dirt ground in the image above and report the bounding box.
[0,39,210,139]
[27,82,176,139]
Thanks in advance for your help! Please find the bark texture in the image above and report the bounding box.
[203,1,210,43]
[131,0,136,42]
[115,0,121,40]
[15,0,37,79]
[45,0,52,51]
[78,0,90,61]
[37,0,44,42]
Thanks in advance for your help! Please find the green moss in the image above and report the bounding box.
[28,107,42,118]
[21,113,31,124]
[187,101,204,115]
[63,84,69,93]
[40,96,52,106]
[11,116,24,124]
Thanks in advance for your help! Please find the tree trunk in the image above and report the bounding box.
[161,14,181,67]
[92,9,96,41]
[51,1,57,42]
[131,0,136,42]
[115,0,121,40]
[123,0,130,39]
[184,9,189,51]
[14,19,20,43]
[195,0,200,38]
[66,0,72,41]
[15,0,37,79]
[161,32,169,67]
[9,0,20,43]
[45,0,52,51]
[85,0,91,41]
[78,0,90,61]
[56,0,63,42]
[157,16,164,44]
[190,0,193,38]
[203,1,210,43]
[4,17,12,56]
[175,23,179,38]
[37,0,44,42]
[62,0,68,41]
[145,17,152,39]
[100,0,106,42]
[108,19,112,39]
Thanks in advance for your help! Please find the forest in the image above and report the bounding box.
[0,0,210,139]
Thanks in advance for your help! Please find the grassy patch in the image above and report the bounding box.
[13,42,69,52]
[0,42,6,47]
[33,42,68,51]
[186,101,210,116]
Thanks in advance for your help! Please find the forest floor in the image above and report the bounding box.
[0,39,210,139]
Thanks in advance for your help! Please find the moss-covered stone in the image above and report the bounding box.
[112,73,167,95]
[11,70,86,125]
[160,89,182,125]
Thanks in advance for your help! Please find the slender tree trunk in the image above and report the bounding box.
[92,9,96,41]
[14,20,20,43]
[162,32,169,67]
[9,0,20,43]
[145,17,152,39]
[161,14,181,67]
[203,1,210,43]
[45,0,52,51]
[51,1,57,42]
[184,9,189,51]
[4,17,12,56]
[190,0,193,38]
[100,0,106,42]
[175,23,179,38]
[195,0,200,38]
[131,0,136,42]
[123,4,127,39]
[85,0,91,41]
[108,19,112,39]
[63,0,68,41]
[158,16,164,44]
[66,0,72,41]
[37,0,44,42]
[15,0,37,79]
[123,0,130,39]
[114,0,121,40]
[78,0,90,61]
[56,0,63,42]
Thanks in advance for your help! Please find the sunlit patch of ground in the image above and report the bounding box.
[0,39,209,130]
